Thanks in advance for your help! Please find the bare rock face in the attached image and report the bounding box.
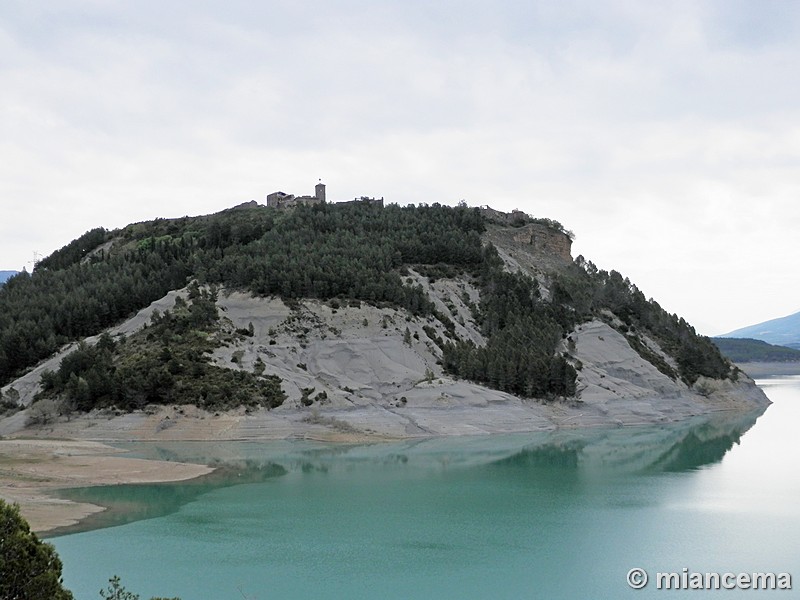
[510,223,573,263]
[1,285,770,443]
[483,223,573,276]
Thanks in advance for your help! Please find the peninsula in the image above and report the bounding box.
[0,192,769,530]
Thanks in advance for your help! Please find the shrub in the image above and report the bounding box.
[0,499,74,600]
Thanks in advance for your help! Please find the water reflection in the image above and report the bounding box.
[50,406,766,538]
[488,409,762,475]
[53,461,287,536]
[646,415,758,472]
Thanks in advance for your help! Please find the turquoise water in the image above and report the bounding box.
[51,378,800,599]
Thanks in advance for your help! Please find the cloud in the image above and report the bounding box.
[1,0,799,333]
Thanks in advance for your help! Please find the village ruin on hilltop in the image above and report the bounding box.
[254,183,572,253]
[266,182,384,209]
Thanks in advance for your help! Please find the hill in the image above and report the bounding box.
[719,311,800,350]
[712,337,800,363]
[0,201,768,439]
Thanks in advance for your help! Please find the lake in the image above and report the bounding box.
[51,377,800,599]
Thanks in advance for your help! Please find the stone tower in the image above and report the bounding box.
[315,182,326,203]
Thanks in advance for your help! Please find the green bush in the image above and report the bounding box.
[0,499,74,600]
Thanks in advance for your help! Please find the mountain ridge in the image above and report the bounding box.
[719,310,800,350]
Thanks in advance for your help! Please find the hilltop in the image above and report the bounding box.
[0,200,768,440]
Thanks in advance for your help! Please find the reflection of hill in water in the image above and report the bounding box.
[490,441,584,469]
[109,406,762,476]
[51,462,286,537]
[646,422,749,472]
[487,409,762,475]
[51,407,765,537]
[116,408,765,477]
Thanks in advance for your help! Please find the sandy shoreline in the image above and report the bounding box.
[0,439,213,534]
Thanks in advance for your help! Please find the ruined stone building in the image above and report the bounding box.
[266,182,326,208]
[266,182,386,209]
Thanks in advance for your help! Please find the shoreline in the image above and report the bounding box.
[1,401,770,534]
[0,362,778,535]
[735,362,800,378]
[0,439,213,534]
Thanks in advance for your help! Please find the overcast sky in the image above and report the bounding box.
[2,0,799,335]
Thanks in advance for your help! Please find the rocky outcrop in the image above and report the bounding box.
[483,223,573,275]
[510,223,573,263]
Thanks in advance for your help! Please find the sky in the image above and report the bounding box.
[1,0,799,336]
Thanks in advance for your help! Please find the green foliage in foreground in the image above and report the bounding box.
[100,575,179,600]
[0,499,180,600]
[712,337,800,363]
[0,499,73,600]
[37,285,285,412]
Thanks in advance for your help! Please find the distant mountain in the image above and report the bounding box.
[719,311,800,350]
[712,337,800,363]
[0,271,19,285]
